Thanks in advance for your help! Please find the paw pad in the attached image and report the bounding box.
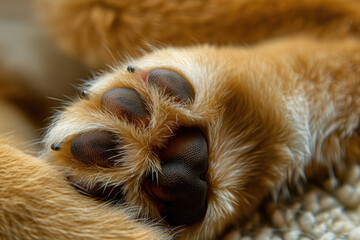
[146,127,208,226]
[147,69,195,103]
[100,88,148,120]
[71,131,121,168]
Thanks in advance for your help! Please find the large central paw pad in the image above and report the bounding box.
[146,127,209,226]
[67,68,208,226]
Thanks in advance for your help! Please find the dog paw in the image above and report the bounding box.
[43,47,295,239]
[71,75,208,225]
[44,65,211,227]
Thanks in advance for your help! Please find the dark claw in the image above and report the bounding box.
[100,88,148,121]
[50,143,61,151]
[147,69,195,103]
[127,65,135,73]
[81,90,89,99]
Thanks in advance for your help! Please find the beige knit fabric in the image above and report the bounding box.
[225,164,360,240]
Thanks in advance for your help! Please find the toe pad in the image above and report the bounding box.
[147,69,195,103]
[100,88,148,120]
[71,131,120,168]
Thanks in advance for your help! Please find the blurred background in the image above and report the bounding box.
[0,0,89,150]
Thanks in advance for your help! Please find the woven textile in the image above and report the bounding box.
[226,164,360,240]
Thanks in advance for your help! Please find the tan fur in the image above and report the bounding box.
[0,0,359,239]
[36,0,360,67]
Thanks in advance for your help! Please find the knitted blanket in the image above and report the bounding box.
[226,164,360,240]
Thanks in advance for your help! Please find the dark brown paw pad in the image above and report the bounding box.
[147,69,195,103]
[100,88,148,121]
[71,131,121,168]
[146,127,209,226]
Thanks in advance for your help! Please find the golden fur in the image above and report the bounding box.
[0,0,359,239]
[37,0,360,67]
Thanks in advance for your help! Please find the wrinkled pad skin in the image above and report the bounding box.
[147,127,209,226]
[147,69,195,102]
